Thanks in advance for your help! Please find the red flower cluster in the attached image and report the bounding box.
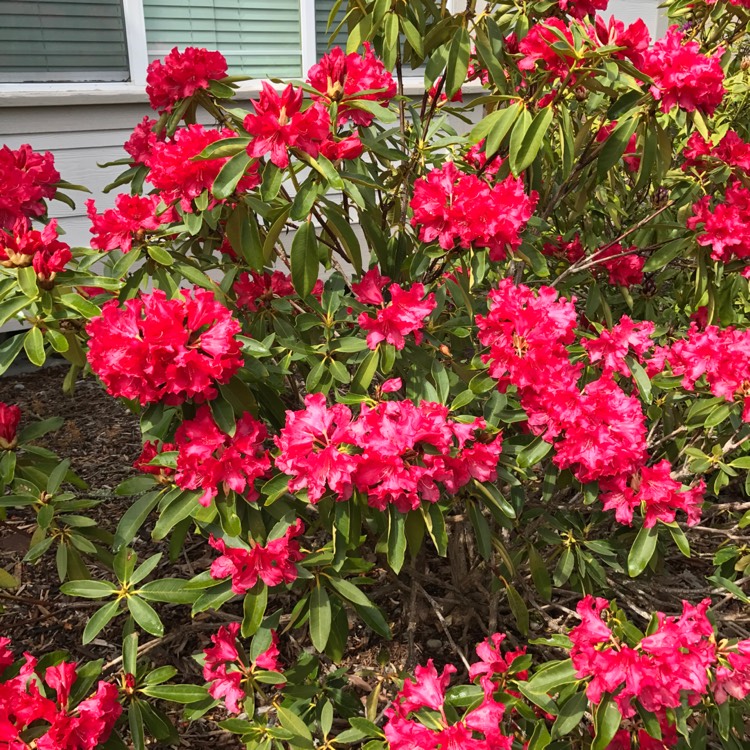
[598,243,645,287]
[307,43,396,126]
[478,281,700,524]
[0,402,20,451]
[274,393,503,512]
[410,162,537,260]
[647,323,750,421]
[642,26,725,114]
[571,596,750,719]
[356,272,436,350]
[542,234,586,264]
[384,637,522,750]
[682,130,750,173]
[518,19,577,81]
[147,124,260,211]
[582,315,654,378]
[0,218,71,283]
[174,406,271,506]
[133,440,175,484]
[587,15,651,68]
[203,623,282,715]
[208,519,304,593]
[123,116,160,166]
[464,140,502,180]
[86,288,242,406]
[244,83,331,169]
[559,0,608,19]
[146,46,228,113]
[688,180,750,263]
[86,194,168,253]
[234,270,323,312]
[0,144,59,229]
[0,640,121,750]
[601,459,704,527]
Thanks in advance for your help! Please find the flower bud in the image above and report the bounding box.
[0,403,21,450]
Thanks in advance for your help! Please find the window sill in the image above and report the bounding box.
[0,78,485,109]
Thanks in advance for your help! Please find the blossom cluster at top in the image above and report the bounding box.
[202,623,283,714]
[0,638,122,750]
[86,288,242,406]
[477,279,705,526]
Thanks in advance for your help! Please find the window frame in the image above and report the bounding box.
[0,0,463,102]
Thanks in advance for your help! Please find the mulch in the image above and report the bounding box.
[1,363,749,747]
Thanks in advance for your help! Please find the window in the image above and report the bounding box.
[143,0,304,79]
[0,0,130,83]
[315,0,346,58]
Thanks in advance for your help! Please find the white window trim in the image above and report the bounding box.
[0,0,466,105]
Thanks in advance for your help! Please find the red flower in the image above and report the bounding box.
[0,403,21,450]
[351,267,391,305]
[642,26,725,115]
[133,440,175,483]
[588,15,650,67]
[714,641,750,704]
[123,116,160,166]
[469,633,528,682]
[86,288,242,406]
[147,125,260,211]
[688,180,750,263]
[175,406,271,506]
[244,82,331,168]
[0,144,60,229]
[600,460,705,527]
[274,393,358,503]
[559,0,609,19]
[307,43,396,126]
[683,130,750,173]
[358,282,436,350]
[542,234,586,263]
[0,218,71,283]
[146,46,228,113]
[583,315,655,377]
[598,243,645,286]
[233,270,323,312]
[518,19,577,81]
[87,194,167,253]
[410,162,536,259]
[319,134,364,162]
[208,519,304,592]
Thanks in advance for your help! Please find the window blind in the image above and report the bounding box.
[315,0,346,58]
[144,0,303,78]
[0,0,129,83]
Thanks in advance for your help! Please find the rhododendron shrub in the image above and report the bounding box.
[3,0,750,747]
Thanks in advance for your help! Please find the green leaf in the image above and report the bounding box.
[82,599,121,644]
[525,659,577,694]
[507,106,532,176]
[528,722,552,750]
[276,705,314,748]
[290,220,319,298]
[310,582,332,652]
[345,98,397,123]
[592,697,622,750]
[642,238,688,273]
[517,436,553,469]
[59,292,102,319]
[195,137,250,160]
[147,245,174,266]
[212,150,252,200]
[17,266,38,299]
[0,296,31,327]
[242,583,268,637]
[512,105,553,175]
[137,579,196,604]
[0,331,26,376]
[445,26,471,99]
[351,348,379,394]
[627,357,652,404]
[129,700,146,750]
[552,691,588,738]
[596,117,638,180]
[467,502,492,561]
[627,524,658,577]
[484,103,523,159]
[23,327,45,367]
[387,506,407,574]
[328,578,391,639]
[116,475,158,496]
[141,684,209,704]
[127,596,164,637]
[505,581,529,636]
[226,203,263,270]
[61,580,118,599]
[114,491,161,551]
[528,545,552,602]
